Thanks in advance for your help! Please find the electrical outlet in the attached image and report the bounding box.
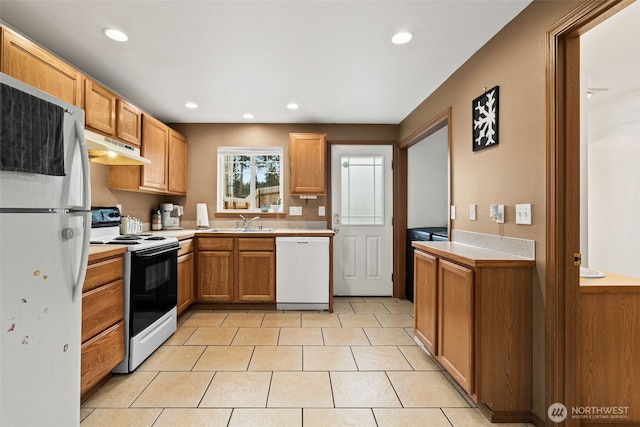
[469,204,477,221]
[515,203,532,225]
[450,205,456,220]
[289,206,302,216]
[318,206,325,216]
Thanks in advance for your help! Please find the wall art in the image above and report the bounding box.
[472,85,499,151]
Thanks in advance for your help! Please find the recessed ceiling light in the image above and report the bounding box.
[242,113,254,119]
[391,31,414,45]
[103,28,128,42]
[184,102,198,109]
[286,103,299,110]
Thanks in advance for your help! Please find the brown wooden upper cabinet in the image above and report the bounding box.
[116,99,142,147]
[108,114,187,195]
[0,26,84,108]
[140,114,169,192]
[289,133,327,195]
[84,79,142,147]
[168,129,188,194]
[84,79,117,135]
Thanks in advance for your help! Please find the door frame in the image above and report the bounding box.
[326,140,398,295]
[397,108,452,299]
[545,1,631,424]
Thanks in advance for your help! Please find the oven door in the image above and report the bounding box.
[129,243,178,337]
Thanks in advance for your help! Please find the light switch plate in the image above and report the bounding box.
[469,204,477,221]
[318,206,325,216]
[515,203,532,225]
[450,205,456,220]
[289,206,302,216]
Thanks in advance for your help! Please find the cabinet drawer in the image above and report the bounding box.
[238,237,275,251]
[80,321,124,395]
[198,237,234,251]
[82,280,123,342]
[178,239,194,256]
[83,256,123,292]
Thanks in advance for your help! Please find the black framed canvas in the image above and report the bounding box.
[472,85,499,151]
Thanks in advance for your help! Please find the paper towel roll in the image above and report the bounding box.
[196,203,209,229]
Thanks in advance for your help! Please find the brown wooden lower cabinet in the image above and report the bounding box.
[81,249,125,397]
[437,260,474,394]
[80,321,124,396]
[197,236,275,303]
[413,251,437,354]
[579,284,640,424]
[177,239,195,315]
[413,243,534,423]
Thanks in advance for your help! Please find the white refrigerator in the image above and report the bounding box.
[0,73,91,426]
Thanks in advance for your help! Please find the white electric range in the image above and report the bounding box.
[90,207,179,373]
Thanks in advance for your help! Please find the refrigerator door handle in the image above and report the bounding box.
[71,120,91,302]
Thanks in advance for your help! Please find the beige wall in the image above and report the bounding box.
[90,124,396,224]
[398,0,580,419]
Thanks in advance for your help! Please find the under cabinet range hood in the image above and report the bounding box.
[85,129,151,165]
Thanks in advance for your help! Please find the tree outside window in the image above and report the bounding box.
[218,147,283,212]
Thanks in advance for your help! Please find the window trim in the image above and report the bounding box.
[217,146,284,213]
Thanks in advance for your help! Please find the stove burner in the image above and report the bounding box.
[146,236,166,240]
[114,235,143,241]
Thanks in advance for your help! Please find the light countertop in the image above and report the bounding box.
[412,241,535,268]
[580,271,640,289]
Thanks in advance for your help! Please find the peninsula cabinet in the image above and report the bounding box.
[177,238,195,315]
[289,133,326,195]
[413,251,437,354]
[196,236,275,303]
[413,241,535,423]
[579,276,640,424]
[81,247,126,399]
[1,26,84,108]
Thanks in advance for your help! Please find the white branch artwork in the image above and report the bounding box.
[472,86,499,151]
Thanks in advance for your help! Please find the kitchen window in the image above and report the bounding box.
[217,147,283,212]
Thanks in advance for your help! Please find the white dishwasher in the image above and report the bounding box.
[276,236,329,310]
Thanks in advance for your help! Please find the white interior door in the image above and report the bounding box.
[331,145,393,296]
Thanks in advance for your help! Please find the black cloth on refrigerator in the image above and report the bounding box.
[0,83,66,176]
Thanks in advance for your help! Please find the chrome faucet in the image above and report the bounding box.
[239,214,260,230]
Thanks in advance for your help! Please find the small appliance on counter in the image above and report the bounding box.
[160,203,183,229]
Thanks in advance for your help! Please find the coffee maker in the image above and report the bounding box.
[160,203,183,229]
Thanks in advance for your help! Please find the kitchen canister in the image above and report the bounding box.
[151,209,162,230]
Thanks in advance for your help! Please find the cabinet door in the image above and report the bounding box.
[237,251,275,302]
[1,27,84,107]
[289,133,326,195]
[177,252,194,315]
[414,250,437,354]
[168,129,188,194]
[140,114,169,191]
[438,259,474,394]
[84,79,116,135]
[80,321,124,395]
[197,251,233,302]
[116,99,141,146]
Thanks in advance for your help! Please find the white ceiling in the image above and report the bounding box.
[0,0,532,124]
[581,1,639,106]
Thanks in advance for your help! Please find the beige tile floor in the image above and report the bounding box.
[80,297,535,427]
